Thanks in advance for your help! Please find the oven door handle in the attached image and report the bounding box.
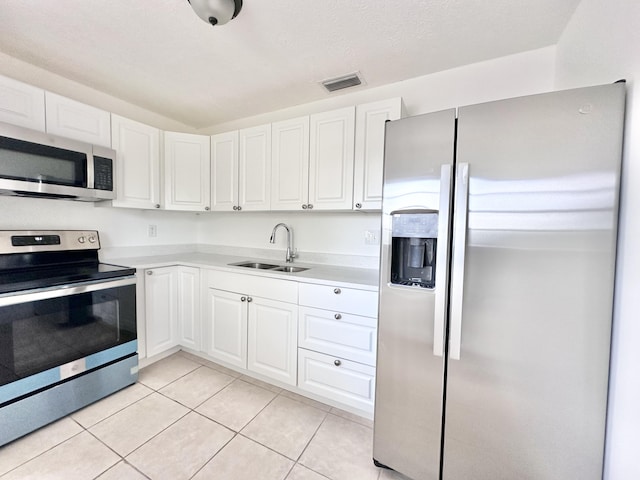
[0,276,136,307]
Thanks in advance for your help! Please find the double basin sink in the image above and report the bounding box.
[229,261,309,273]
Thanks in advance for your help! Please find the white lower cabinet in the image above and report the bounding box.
[297,348,376,412]
[204,270,298,385]
[144,266,200,358]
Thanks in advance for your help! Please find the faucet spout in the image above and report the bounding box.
[270,223,297,263]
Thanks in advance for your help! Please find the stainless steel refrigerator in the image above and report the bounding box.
[373,83,626,480]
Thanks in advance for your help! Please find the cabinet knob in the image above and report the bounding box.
[334,359,342,367]
[355,203,362,209]
[247,297,252,302]
[154,204,160,209]
[241,296,246,302]
[333,288,341,294]
[205,206,210,211]
[334,313,342,320]
[302,204,308,210]
[237,206,242,211]
[233,206,238,211]
[146,270,153,275]
[307,204,313,210]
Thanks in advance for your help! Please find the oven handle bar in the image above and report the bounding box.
[0,276,136,307]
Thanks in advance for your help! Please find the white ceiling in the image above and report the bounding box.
[0,0,581,129]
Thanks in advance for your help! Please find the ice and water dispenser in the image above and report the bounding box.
[390,212,439,289]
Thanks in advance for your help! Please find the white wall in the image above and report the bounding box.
[555,1,640,478]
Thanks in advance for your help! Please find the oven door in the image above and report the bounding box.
[0,276,137,405]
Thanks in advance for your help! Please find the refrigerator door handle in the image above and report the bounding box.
[449,162,469,360]
[433,164,453,357]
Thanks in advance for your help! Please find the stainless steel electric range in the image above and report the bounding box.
[0,230,138,446]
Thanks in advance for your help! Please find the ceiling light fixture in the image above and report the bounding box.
[187,0,243,27]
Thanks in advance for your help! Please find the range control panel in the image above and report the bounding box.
[0,230,100,254]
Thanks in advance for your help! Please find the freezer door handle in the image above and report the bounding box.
[449,162,469,360]
[433,164,453,357]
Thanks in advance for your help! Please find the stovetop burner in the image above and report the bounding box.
[0,230,135,294]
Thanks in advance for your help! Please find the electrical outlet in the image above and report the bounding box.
[148,224,157,237]
[364,230,380,245]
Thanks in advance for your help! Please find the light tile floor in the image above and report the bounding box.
[0,352,411,480]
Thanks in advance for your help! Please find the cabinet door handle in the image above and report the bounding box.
[302,204,308,210]
[355,203,362,209]
[233,206,238,211]
[334,313,342,320]
[333,288,341,294]
[154,204,160,209]
[307,204,313,210]
[146,270,153,275]
[247,297,252,302]
[334,359,342,366]
[241,296,246,302]
[237,206,242,211]
[205,206,210,211]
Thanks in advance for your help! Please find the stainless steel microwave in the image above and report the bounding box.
[0,121,115,201]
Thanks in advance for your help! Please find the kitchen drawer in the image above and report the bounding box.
[298,282,378,317]
[297,348,375,413]
[298,306,377,366]
[205,269,297,303]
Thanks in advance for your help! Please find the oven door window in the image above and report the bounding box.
[0,135,87,187]
[0,282,136,387]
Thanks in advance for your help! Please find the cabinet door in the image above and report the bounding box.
[205,288,247,368]
[271,116,310,211]
[0,74,45,131]
[309,106,355,210]
[353,98,402,210]
[247,297,298,386]
[164,132,211,211]
[177,267,201,351]
[111,114,162,209]
[145,267,178,357]
[211,131,239,211]
[45,92,111,147]
[239,124,271,211]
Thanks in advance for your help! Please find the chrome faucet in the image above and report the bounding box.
[270,223,297,263]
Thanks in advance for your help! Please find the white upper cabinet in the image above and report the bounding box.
[353,98,403,211]
[45,92,111,147]
[111,114,162,209]
[164,131,211,211]
[309,106,356,210]
[271,116,310,211]
[0,74,46,131]
[239,124,272,211]
[211,131,239,211]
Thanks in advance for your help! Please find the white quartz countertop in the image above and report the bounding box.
[105,252,379,291]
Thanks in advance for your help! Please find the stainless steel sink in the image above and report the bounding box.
[229,261,280,269]
[228,261,309,273]
[272,266,309,273]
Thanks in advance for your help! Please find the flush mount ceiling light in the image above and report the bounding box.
[187,0,243,26]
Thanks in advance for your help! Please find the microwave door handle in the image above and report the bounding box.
[0,277,136,307]
[433,164,453,357]
[449,163,469,360]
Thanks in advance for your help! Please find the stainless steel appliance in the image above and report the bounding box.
[0,121,115,201]
[373,83,626,479]
[0,230,138,446]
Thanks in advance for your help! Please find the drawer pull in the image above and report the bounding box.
[334,359,342,367]
[333,288,341,294]
[146,270,153,275]
[247,297,253,302]
[334,313,342,320]
[241,296,247,302]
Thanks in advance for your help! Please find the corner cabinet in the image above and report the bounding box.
[0,74,46,131]
[164,131,211,211]
[353,98,403,210]
[308,106,356,210]
[111,114,162,209]
[203,270,298,386]
[144,266,200,358]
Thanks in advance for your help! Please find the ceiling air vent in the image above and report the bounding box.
[321,73,363,93]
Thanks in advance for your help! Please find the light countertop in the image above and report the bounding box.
[105,252,379,291]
